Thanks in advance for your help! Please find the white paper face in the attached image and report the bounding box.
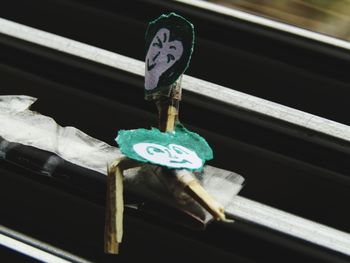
[133,142,202,169]
[145,28,183,90]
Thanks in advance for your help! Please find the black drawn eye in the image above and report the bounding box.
[169,45,176,50]
[167,54,175,63]
[152,51,161,62]
[163,32,167,43]
[152,36,163,48]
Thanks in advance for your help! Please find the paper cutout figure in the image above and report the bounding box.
[145,13,194,92]
[105,13,227,255]
[116,124,213,171]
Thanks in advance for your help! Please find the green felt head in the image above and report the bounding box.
[116,124,212,171]
[145,13,194,93]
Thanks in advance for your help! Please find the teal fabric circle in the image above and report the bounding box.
[116,124,212,171]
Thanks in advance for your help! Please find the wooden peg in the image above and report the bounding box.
[104,158,140,254]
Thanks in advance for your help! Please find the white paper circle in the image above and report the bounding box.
[133,142,202,169]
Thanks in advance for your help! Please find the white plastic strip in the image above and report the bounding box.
[0,17,349,143]
[0,96,121,175]
[0,233,71,263]
[174,0,350,51]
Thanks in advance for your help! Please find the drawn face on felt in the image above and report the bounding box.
[145,28,183,90]
[133,142,202,169]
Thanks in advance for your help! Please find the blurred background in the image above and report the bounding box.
[205,0,350,40]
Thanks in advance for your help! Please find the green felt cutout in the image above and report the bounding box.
[145,13,194,93]
[116,124,212,171]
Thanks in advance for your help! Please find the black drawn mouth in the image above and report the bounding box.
[147,59,156,71]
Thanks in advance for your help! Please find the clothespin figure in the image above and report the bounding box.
[104,13,227,255]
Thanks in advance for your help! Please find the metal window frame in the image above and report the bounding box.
[0,17,349,260]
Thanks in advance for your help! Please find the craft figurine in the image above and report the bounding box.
[105,13,227,255]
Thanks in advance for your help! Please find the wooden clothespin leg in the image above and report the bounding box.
[184,174,226,221]
[156,80,227,221]
[104,158,140,254]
